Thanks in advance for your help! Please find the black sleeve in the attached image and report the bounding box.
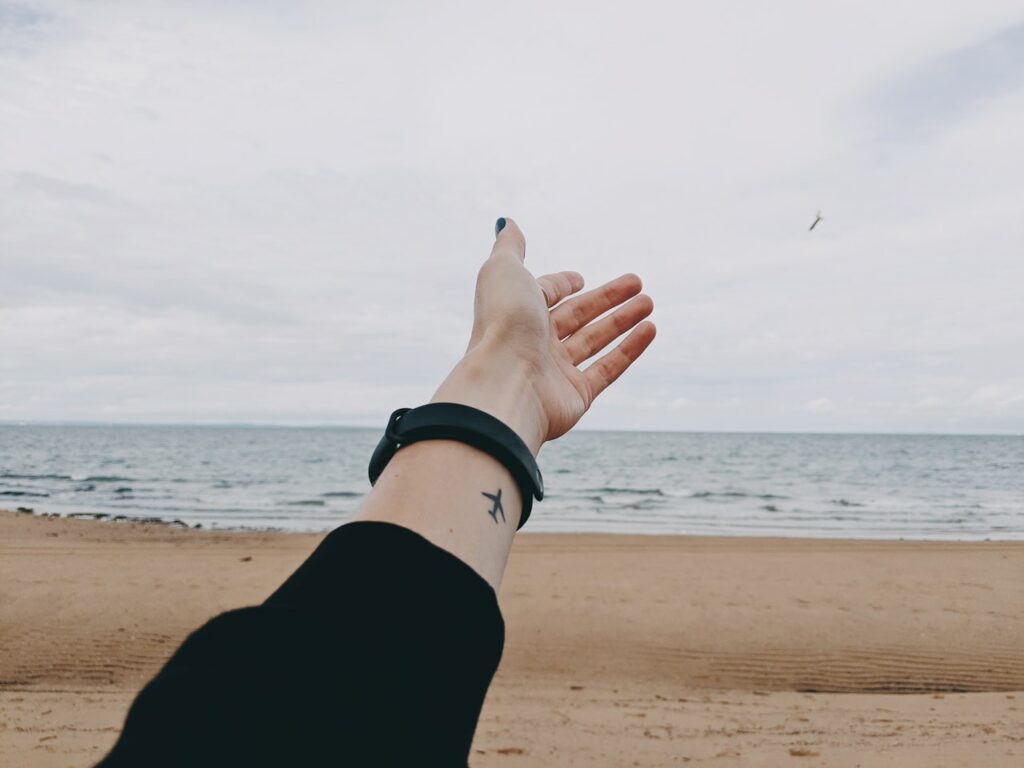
[97,521,505,767]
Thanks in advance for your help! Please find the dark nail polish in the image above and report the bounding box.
[494,217,506,237]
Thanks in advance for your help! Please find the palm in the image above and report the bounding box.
[470,220,656,442]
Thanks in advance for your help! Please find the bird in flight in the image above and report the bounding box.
[482,489,505,524]
[809,210,824,232]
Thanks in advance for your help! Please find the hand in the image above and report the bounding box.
[432,218,656,454]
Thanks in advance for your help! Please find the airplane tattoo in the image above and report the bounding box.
[482,489,505,524]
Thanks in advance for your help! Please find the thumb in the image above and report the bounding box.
[490,216,526,263]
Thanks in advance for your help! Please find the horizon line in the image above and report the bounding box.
[1,419,1021,438]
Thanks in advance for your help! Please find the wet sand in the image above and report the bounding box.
[2,509,1022,766]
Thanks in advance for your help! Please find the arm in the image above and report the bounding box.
[97,218,655,768]
[353,217,656,589]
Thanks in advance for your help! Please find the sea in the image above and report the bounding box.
[1,425,1021,539]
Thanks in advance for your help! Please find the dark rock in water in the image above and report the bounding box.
[112,515,128,521]
[193,523,202,529]
[16,506,34,513]
[114,487,132,494]
[170,519,188,528]
[68,512,109,520]
[831,498,864,507]
[75,483,97,492]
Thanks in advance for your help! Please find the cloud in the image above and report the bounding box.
[0,2,46,31]
[873,21,1024,142]
[805,397,837,414]
[968,384,1024,408]
[1,1,1023,433]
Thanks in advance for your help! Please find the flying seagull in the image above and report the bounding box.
[809,210,824,232]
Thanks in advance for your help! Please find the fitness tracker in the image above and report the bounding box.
[368,403,544,529]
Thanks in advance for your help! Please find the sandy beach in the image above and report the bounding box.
[1,509,1022,767]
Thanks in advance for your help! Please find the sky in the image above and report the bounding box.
[1,1,1023,434]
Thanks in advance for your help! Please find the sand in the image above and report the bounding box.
[1,509,1022,767]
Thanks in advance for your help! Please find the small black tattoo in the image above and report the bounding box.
[482,488,505,524]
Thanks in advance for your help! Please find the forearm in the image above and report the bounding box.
[352,342,544,591]
[353,440,521,590]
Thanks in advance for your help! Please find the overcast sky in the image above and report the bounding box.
[1,1,1023,434]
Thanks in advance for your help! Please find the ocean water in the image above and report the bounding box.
[0,425,1021,539]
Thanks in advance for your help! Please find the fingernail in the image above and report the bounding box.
[494,217,506,238]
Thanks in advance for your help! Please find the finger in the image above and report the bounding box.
[551,273,643,339]
[536,271,585,308]
[583,321,657,400]
[564,293,653,365]
[489,216,526,263]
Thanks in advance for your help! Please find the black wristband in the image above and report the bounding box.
[367,403,544,529]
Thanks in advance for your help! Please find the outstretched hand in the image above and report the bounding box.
[433,218,655,454]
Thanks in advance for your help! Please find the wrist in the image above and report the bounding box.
[431,345,547,456]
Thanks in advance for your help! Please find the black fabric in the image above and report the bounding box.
[97,522,505,767]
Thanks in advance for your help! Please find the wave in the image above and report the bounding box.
[0,490,50,497]
[322,491,361,498]
[831,498,865,507]
[691,491,788,500]
[592,487,666,496]
[623,499,663,510]
[571,488,790,502]
[0,472,72,481]
[281,499,326,507]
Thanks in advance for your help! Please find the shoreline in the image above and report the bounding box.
[2,509,1022,766]
[7,505,1023,543]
